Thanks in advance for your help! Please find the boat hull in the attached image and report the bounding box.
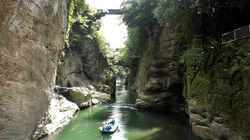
[100,124,118,133]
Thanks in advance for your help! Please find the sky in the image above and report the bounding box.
[86,0,127,49]
[86,0,123,9]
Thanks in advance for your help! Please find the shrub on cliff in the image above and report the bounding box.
[119,0,159,71]
[121,0,250,137]
[63,0,112,60]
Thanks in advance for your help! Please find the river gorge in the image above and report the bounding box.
[0,0,249,140]
[44,79,201,140]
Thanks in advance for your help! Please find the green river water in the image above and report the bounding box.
[46,80,201,140]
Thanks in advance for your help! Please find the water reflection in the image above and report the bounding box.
[46,78,201,140]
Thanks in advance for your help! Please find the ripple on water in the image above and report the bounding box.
[125,128,162,140]
[45,89,201,140]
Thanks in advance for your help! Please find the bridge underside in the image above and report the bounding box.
[97,9,122,15]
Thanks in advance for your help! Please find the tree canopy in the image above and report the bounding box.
[119,0,250,68]
[119,0,250,137]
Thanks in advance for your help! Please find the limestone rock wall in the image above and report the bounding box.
[56,37,116,102]
[33,89,79,138]
[128,23,249,139]
[133,25,186,112]
[185,39,250,140]
[0,0,70,139]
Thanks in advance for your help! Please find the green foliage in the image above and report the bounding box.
[180,48,204,66]
[186,42,250,137]
[66,0,89,45]
[154,0,250,40]
[64,0,112,59]
[121,0,158,28]
[119,27,147,68]
[228,47,249,75]
[120,0,159,69]
[92,31,114,59]
[154,0,190,25]
[121,0,250,137]
[121,0,250,65]
[180,37,205,68]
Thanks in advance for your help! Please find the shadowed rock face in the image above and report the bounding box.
[185,39,250,140]
[56,37,116,100]
[0,0,70,139]
[133,25,186,113]
[41,91,79,136]
[128,23,250,139]
[55,86,112,108]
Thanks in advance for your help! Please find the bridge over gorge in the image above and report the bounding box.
[97,9,122,15]
[94,9,122,18]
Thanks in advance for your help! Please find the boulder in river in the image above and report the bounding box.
[68,88,92,108]
[55,85,112,108]
[33,91,79,139]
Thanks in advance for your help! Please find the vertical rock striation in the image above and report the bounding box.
[56,37,116,103]
[0,0,70,139]
[130,23,250,140]
[132,25,186,113]
[127,24,250,139]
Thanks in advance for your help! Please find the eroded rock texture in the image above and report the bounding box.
[55,86,112,108]
[56,37,116,102]
[132,25,186,112]
[0,0,70,139]
[185,39,250,140]
[129,23,250,139]
[43,91,79,136]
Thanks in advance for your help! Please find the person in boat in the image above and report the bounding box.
[99,119,120,133]
[102,121,111,130]
[110,118,115,125]
[102,122,107,130]
[106,125,111,130]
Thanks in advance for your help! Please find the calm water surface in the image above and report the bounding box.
[46,80,201,140]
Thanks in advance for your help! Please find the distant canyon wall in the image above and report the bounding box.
[128,24,250,140]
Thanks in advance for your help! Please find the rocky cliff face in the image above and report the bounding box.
[128,24,250,139]
[37,88,79,137]
[0,0,70,139]
[132,25,186,113]
[56,37,116,104]
[185,39,250,140]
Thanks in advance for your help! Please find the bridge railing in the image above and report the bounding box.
[222,24,250,44]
